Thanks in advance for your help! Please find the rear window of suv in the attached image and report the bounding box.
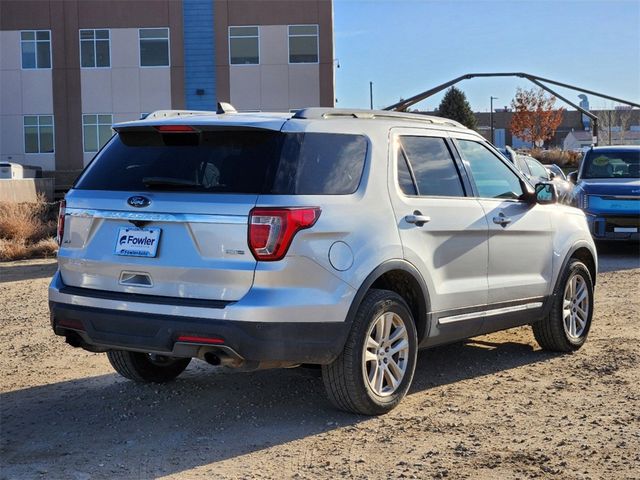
[74,129,368,195]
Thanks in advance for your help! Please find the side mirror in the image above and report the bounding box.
[568,171,578,184]
[548,171,556,180]
[535,182,558,204]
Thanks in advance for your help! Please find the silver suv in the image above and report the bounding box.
[50,107,597,415]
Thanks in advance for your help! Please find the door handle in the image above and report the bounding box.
[405,210,431,227]
[492,213,512,227]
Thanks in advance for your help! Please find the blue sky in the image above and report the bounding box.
[333,0,640,112]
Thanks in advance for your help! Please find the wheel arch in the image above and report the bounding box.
[543,241,597,317]
[346,260,431,343]
[557,241,597,289]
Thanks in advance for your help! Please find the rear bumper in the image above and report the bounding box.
[585,213,640,241]
[50,300,350,365]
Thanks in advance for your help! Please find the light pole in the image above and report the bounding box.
[370,82,374,110]
[490,96,498,144]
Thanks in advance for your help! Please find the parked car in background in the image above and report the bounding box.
[569,146,640,241]
[499,148,572,203]
[545,164,573,204]
[50,107,598,415]
[546,164,566,180]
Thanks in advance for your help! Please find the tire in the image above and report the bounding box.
[107,350,191,383]
[322,289,418,415]
[532,259,594,352]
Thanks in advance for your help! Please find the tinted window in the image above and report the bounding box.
[272,133,367,195]
[526,158,549,179]
[582,150,640,179]
[456,140,524,199]
[399,136,464,197]
[397,147,417,195]
[75,130,367,195]
[515,157,531,176]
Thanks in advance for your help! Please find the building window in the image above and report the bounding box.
[20,30,51,69]
[24,116,54,153]
[229,26,259,65]
[80,29,110,68]
[288,25,318,64]
[83,114,113,153]
[139,28,170,67]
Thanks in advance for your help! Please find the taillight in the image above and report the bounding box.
[56,199,66,246]
[248,207,321,261]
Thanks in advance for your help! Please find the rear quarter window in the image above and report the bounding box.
[271,133,367,195]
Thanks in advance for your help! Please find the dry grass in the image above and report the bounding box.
[0,195,58,261]
[530,148,582,167]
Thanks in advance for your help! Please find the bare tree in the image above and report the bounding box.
[596,103,634,145]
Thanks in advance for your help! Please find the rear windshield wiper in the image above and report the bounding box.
[142,177,202,189]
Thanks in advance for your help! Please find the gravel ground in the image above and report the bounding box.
[1,245,639,480]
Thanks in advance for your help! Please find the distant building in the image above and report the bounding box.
[471,109,640,148]
[0,0,334,191]
[563,130,640,150]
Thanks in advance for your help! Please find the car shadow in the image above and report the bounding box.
[411,338,554,392]
[596,242,640,273]
[0,336,554,478]
[0,259,57,283]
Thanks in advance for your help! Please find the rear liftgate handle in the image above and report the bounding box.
[404,210,431,227]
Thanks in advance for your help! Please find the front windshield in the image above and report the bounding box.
[582,150,640,179]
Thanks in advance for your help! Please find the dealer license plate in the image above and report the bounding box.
[115,227,161,257]
[614,227,638,233]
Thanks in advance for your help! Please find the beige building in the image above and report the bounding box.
[0,0,334,191]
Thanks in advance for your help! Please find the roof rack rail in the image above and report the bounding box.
[145,110,214,120]
[292,108,465,128]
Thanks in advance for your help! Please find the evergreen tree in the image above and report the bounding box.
[437,87,477,130]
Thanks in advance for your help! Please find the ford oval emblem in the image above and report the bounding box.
[127,196,151,208]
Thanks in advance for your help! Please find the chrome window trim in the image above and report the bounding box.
[65,207,246,224]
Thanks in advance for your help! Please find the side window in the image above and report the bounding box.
[526,158,549,179]
[456,140,524,200]
[398,136,465,197]
[397,147,417,195]
[515,157,531,176]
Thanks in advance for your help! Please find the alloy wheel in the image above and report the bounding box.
[362,312,410,396]
[563,273,589,340]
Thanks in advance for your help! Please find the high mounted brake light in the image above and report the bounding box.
[154,125,196,133]
[56,199,66,246]
[248,207,321,261]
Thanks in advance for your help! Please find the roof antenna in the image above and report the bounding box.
[217,102,237,114]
